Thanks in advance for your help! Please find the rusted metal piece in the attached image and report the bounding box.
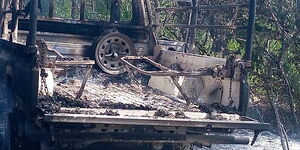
[50,57,95,99]
[124,64,140,85]
[2,9,9,39]
[37,39,95,99]
[76,65,93,99]
[80,0,85,21]
[0,0,5,37]
[145,0,153,27]
[26,0,38,47]
[49,0,54,18]
[10,0,19,42]
[156,4,249,11]
[53,59,94,99]
[153,0,161,34]
[145,0,158,51]
[239,0,257,115]
[170,76,191,105]
[156,24,244,30]
[44,114,271,130]
[36,40,51,97]
[120,56,214,77]
[36,38,65,58]
[46,60,95,68]
[71,0,77,19]
[121,56,212,105]
[251,130,262,146]
[47,48,65,58]
[18,17,148,32]
[36,39,49,68]
[110,0,120,22]
[131,0,145,26]
[188,0,198,53]
[43,132,249,146]
[245,0,256,61]
[154,2,249,32]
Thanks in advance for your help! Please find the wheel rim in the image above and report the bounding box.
[95,33,135,75]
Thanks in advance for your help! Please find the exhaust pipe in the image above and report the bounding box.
[189,134,249,147]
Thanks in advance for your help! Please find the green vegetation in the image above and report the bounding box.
[54,0,73,18]
[53,0,132,21]
[157,0,300,135]
[250,0,299,135]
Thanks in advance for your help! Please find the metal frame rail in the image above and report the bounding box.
[44,113,270,130]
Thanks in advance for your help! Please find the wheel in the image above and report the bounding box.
[94,32,135,75]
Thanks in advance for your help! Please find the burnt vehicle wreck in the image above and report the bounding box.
[0,0,270,150]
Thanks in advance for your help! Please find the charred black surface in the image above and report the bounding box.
[198,103,239,120]
[199,103,238,114]
[37,67,244,118]
[175,110,189,119]
[37,69,201,114]
[154,109,173,118]
[37,91,157,114]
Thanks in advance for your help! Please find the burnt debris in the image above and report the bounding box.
[37,69,238,119]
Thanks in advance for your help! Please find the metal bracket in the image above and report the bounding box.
[120,56,214,77]
[36,39,95,99]
[251,129,262,146]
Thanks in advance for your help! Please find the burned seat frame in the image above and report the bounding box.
[36,39,95,99]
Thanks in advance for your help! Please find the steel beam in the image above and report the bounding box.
[156,4,249,11]
[71,0,77,19]
[26,0,38,47]
[239,0,256,115]
[37,132,249,146]
[244,0,256,61]
[44,114,270,130]
[156,24,244,30]
[49,0,54,18]
[121,56,214,77]
[76,65,93,99]
[110,0,120,22]
[80,0,85,21]
[188,0,198,53]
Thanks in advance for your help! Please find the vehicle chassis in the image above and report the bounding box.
[0,0,269,150]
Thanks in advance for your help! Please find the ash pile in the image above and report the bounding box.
[37,68,201,114]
